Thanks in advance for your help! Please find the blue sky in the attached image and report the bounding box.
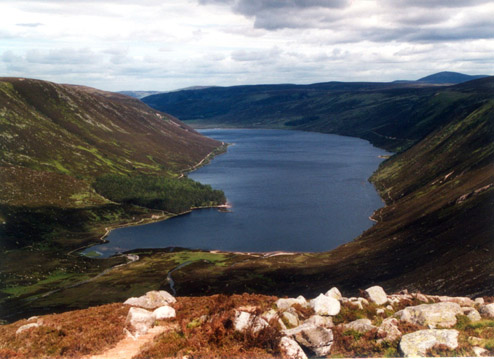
[1,0,493,91]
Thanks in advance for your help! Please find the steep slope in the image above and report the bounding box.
[0,78,226,320]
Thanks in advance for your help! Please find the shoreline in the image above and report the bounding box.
[74,142,230,258]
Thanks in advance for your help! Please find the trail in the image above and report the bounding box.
[84,324,175,359]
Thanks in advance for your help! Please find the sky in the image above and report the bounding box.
[1,0,493,91]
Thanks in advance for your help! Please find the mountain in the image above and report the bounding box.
[118,90,163,99]
[119,87,216,99]
[1,77,493,322]
[142,77,491,152]
[0,78,224,207]
[0,78,226,319]
[417,71,490,84]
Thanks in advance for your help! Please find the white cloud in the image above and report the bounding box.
[0,0,492,91]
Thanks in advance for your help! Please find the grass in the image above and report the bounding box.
[169,252,229,267]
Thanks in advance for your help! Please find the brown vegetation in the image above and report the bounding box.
[136,293,281,359]
[0,303,128,358]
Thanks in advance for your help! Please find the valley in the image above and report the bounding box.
[0,75,492,325]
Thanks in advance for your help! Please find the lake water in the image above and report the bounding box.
[84,129,389,257]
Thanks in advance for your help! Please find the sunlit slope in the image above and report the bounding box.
[0,77,222,208]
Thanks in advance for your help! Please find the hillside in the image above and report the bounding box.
[5,77,491,324]
[142,78,491,152]
[1,288,493,358]
[417,71,490,84]
[0,78,226,321]
[1,77,492,325]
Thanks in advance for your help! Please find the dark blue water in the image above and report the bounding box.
[84,129,389,257]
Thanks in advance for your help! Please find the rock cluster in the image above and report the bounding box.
[123,290,176,337]
[232,286,491,358]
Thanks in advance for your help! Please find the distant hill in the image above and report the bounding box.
[118,90,163,99]
[142,77,492,152]
[120,86,216,99]
[417,71,489,84]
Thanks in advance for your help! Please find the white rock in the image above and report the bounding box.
[399,329,459,357]
[461,307,481,322]
[433,295,475,307]
[415,293,429,303]
[472,346,488,357]
[124,290,176,309]
[234,311,252,332]
[276,296,308,311]
[280,336,308,359]
[325,287,342,301]
[386,305,394,311]
[358,297,369,306]
[479,303,494,318]
[234,311,268,333]
[377,308,385,315]
[378,318,402,343]
[16,323,39,335]
[310,294,340,316]
[304,315,334,328]
[475,298,485,305]
[153,305,176,320]
[262,309,279,323]
[285,324,333,357]
[342,319,376,333]
[125,307,156,335]
[27,316,38,322]
[282,311,300,328]
[395,302,462,328]
[365,286,388,305]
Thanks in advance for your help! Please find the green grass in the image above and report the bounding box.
[169,252,229,266]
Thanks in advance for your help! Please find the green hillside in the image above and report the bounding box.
[0,78,226,320]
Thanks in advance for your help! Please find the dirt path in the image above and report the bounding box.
[85,324,174,359]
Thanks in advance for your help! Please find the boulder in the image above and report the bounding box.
[437,296,475,307]
[234,311,268,333]
[285,324,333,357]
[365,286,388,305]
[124,290,176,309]
[415,293,429,303]
[276,296,308,311]
[399,329,458,357]
[304,315,334,328]
[475,298,485,305]
[461,307,481,322]
[395,302,462,328]
[479,303,494,318]
[280,336,308,359]
[125,307,156,335]
[325,287,342,301]
[234,311,252,332]
[472,346,488,357]
[377,318,402,343]
[153,305,176,320]
[16,323,39,335]
[282,311,300,328]
[342,319,376,333]
[310,294,340,316]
